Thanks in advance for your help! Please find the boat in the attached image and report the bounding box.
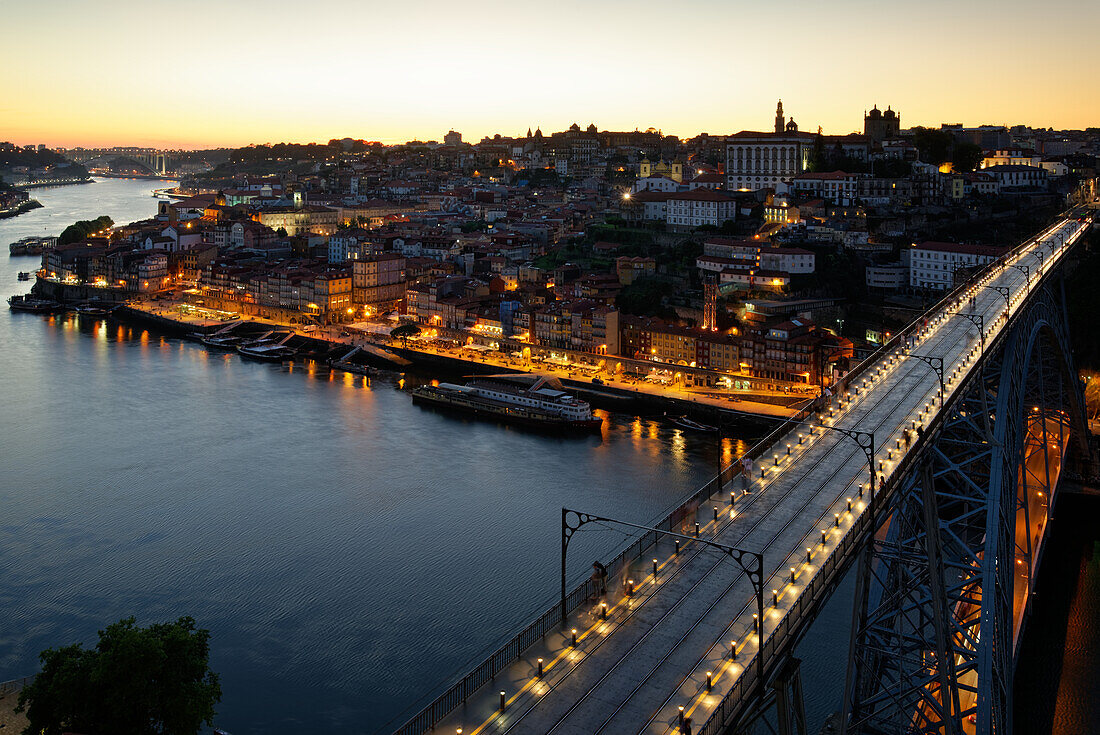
[17,271,30,281]
[237,331,296,361]
[410,376,602,431]
[75,301,114,317]
[237,343,297,362]
[201,334,246,349]
[9,235,58,256]
[329,346,372,376]
[673,416,719,432]
[7,294,62,312]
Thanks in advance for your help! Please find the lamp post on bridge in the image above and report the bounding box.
[1009,263,1030,294]
[808,424,878,520]
[901,353,945,405]
[951,311,986,356]
[560,508,767,696]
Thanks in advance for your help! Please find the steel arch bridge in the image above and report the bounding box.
[843,270,1093,735]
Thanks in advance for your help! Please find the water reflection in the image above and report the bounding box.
[0,180,765,735]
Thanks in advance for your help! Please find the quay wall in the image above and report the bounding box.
[31,278,130,304]
[106,305,786,426]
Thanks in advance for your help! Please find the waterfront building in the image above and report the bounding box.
[352,254,406,312]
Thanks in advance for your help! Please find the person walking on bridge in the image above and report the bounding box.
[590,561,608,600]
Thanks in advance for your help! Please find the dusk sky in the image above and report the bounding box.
[5,0,1099,148]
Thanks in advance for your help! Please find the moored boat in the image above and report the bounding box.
[328,346,372,375]
[411,376,601,431]
[7,294,62,312]
[17,271,30,281]
[237,343,297,362]
[75,301,114,317]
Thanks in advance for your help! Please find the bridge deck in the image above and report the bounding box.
[429,218,1088,735]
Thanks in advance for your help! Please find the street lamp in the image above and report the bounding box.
[561,508,767,695]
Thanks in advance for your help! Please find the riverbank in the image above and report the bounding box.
[15,178,93,190]
[0,199,43,220]
[111,299,802,425]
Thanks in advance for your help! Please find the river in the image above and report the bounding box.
[0,178,754,733]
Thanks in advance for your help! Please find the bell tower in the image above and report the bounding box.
[775,100,785,135]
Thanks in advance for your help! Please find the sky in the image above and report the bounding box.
[3,0,1099,149]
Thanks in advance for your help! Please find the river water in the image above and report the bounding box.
[2,179,1091,735]
[0,179,756,733]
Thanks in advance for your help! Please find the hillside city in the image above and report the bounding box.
[6,101,1100,409]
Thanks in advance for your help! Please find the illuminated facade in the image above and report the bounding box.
[725,101,814,191]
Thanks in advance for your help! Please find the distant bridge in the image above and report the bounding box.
[394,212,1094,735]
[64,147,171,176]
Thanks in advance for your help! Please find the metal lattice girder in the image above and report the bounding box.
[844,275,1093,735]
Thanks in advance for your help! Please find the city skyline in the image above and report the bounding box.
[5,0,1100,149]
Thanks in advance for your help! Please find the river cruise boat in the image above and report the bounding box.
[9,236,58,256]
[7,294,62,312]
[411,376,601,431]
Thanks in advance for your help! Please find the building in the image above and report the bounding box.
[352,254,406,310]
[638,159,683,182]
[909,242,1003,290]
[665,189,737,230]
[444,130,463,145]
[725,101,815,191]
[615,256,657,285]
[790,171,866,205]
[866,263,909,291]
[982,164,1048,190]
[863,105,900,144]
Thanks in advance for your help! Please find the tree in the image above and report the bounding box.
[390,322,421,347]
[58,215,114,246]
[911,127,953,165]
[951,143,983,173]
[17,616,221,735]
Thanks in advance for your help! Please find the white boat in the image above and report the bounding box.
[673,416,719,432]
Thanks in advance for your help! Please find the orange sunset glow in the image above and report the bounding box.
[4,0,1100,148]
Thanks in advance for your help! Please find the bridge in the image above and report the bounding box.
[393,212,1095,735]
[63,147,171,176]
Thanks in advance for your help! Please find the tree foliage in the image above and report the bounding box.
[951,143,984,173]
[58,215,114,246]
[911,127,954,165]
[615,276,676,318]
[391,322,422,346]
[17,616,221,735]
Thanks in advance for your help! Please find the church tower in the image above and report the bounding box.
[775,100,785,135]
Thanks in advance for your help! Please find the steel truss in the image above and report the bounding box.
[843,276,1092,735]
